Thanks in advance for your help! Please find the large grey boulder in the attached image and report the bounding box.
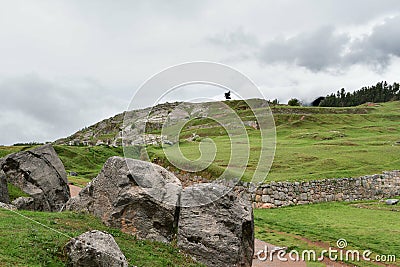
[0,170,9,203]
[178,183,254,267]
[0,144,70,211]
[65,230,128,267]
[66,157,181,243]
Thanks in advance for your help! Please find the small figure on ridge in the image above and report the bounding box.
[224,91,231,100]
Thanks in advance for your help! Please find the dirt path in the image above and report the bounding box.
[253,239,306,267]
[252,238,354,267]
[258,230,398,267]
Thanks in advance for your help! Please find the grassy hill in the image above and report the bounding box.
[268,101,400,181]
[149,101,400,182]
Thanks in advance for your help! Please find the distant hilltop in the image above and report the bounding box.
[55,99,269,147]
[55,98,374,147]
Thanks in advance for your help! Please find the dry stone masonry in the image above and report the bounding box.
[248,171,400,208]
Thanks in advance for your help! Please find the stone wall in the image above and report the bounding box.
[164,170,400,208]
[245,171,400,208]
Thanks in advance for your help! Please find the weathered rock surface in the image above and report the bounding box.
[0,170,9,203]
[0,144,70,211]
[12,196,36,210]
[0,201,16,210]
[65,230,128,267]
[178,183,254,267]
[66,156,181,243]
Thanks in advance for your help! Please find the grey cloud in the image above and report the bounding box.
[256,15,400,71]
[207,28,259,50]
[0,74,127,145]
[259,26,350,71]
[206,28,260,63]
[347,16,400,67]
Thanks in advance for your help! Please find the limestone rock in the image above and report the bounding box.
[65,230,128,267]
[0,144,70,211]
[66,157,181,243]
[178,183,254,267]
[0,201,16,210]
[12,197,36,210]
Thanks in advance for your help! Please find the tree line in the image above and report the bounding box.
[319,81,400,107]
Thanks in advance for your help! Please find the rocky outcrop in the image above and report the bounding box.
[0,201,16,210]
[66,157,181,243]
[56,99,271,147]
[0,144,70,211]
[65,230,128,267]
[0,170,9,203]
[178,183,254,267]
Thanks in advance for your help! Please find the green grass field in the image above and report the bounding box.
[0,209,202,267]
[53,146,125,180]
[254,199,400,266]
[149,101,400,182]
[0,145,31,158]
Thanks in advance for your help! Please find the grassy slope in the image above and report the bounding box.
[0,146,31,157]
[53,146,125,180]
[53,145,142,187]
[254,198,400,267]
[0,209,202,267]
[270,101,400,181]
[150,101,400,182]
[2,102,398,184]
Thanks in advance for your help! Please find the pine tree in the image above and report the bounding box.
[319,81,399,107]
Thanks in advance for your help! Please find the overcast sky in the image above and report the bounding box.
[1,0,400,145]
